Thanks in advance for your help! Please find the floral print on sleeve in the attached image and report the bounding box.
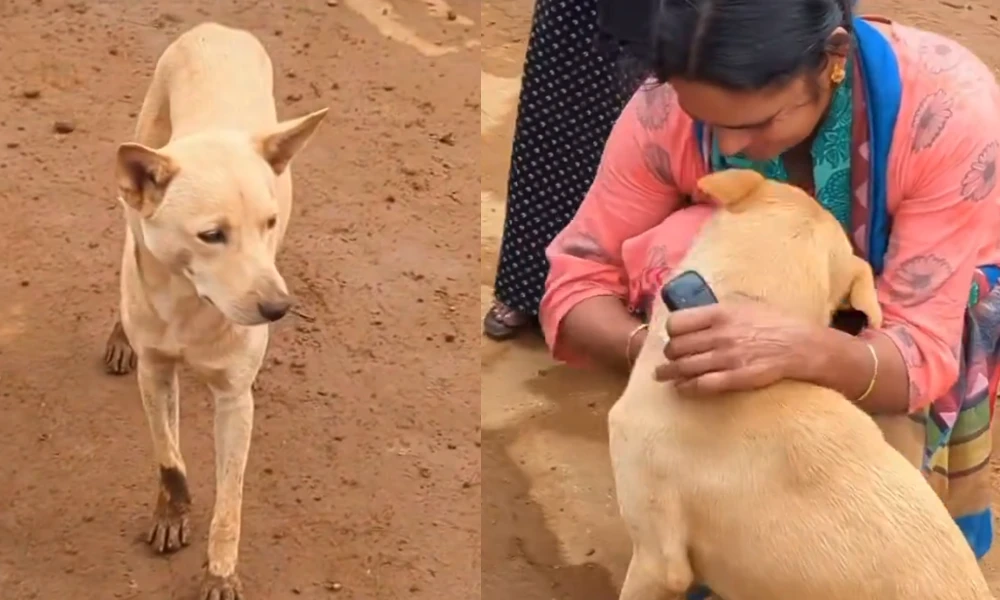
[878,28,1000,412]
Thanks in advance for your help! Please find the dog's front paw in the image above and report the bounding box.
[148,500,190,553]
[148,483,191,554]
[201,573,244,600]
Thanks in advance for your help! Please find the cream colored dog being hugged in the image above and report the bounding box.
[104,23,327,599]
[608,169,992,600]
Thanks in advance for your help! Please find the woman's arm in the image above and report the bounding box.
[559,296,648,372]
[799,327,910,414]
[805,76,1000,413]
[539,84,698,370]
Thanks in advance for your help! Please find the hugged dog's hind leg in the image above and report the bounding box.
[200,385,254,599]
[137,354,191,553]
[105,319,138,375]
[620,549,694,600]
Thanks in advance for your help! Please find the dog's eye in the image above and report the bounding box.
[266,216,277,229]
[197,229,227,244]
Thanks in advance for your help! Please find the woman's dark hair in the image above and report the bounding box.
[641,0,854,90]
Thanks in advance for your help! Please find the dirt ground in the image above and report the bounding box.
[481,1,1000,599]
[0,1,479,599]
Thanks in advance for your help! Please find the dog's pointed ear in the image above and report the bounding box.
[845,255,883,328]
[255,107,329,175]
[116,143,179,215]
[695,169,766,212]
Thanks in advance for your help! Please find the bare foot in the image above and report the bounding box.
[201,573,244,600]
[148,466,192,554]
[104,320,137,375]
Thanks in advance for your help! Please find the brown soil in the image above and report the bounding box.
[481,1,1000,599]
[0,1,480,599]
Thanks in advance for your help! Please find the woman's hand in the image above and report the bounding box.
[653,300,817,395]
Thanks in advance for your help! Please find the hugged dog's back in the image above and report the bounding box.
[615,350,982,598]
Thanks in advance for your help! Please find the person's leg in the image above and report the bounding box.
[485,0,639,340]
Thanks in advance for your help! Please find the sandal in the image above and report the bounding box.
[483,300,530,341]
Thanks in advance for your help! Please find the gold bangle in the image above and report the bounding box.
[626,323,649,369]
[855,341,879,403]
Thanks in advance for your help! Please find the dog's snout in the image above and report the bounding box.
[257,299,291,322]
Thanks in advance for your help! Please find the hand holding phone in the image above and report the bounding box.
[660,270,719,312]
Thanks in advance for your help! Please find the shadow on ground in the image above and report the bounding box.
[482,329,631,600]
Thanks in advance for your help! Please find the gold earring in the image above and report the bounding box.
[831,63,846,85]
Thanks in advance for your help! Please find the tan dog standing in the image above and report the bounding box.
[106,23,327,599]
[609,169,992,599]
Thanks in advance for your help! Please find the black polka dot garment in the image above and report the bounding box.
[493,0,641,316]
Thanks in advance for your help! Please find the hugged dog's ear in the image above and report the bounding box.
[116,143,179,215]
[845,255,883,329]
[695,169,766,212]
[255,107,329,175]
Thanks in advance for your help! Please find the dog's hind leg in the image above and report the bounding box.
[620,547,694,600]
[620,557,668,600]
[133,50,173,148]
[104,59,173,378]
[200,385,255,598]
[105,320,138,375]
[137,354,191,554]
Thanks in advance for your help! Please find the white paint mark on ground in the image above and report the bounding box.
[481,71,521,136]
[343,0,460,57]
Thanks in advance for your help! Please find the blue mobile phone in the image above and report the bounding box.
[660,270,718,311]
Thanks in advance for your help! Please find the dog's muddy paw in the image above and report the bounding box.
[104,321,137,375]
[148,467,192,554]
[147,500,190,554]
[200,573,244,600]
